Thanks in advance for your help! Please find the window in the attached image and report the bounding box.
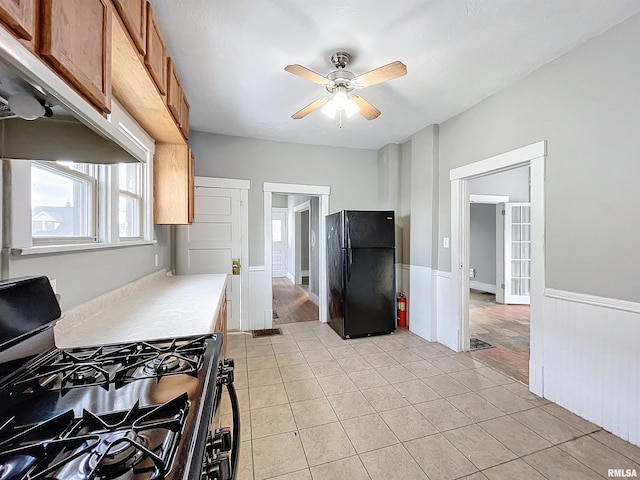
[118,163,143,238]
[31,162,98,244]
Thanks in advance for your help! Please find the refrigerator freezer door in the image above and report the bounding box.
[344,248,395,337]
[344,211,395,249]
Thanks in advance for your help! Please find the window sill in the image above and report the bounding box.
[11,239,157,256]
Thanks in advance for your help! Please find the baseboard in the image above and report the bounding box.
[469,280,496,294]
[309,292,319,306]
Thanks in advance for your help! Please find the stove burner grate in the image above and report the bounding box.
[0,394,190,480]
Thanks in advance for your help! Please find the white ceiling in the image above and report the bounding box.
[148,1,640,150]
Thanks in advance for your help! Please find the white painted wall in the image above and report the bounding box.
[189,132,380,266]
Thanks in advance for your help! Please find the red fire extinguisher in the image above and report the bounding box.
[397,293,407,328]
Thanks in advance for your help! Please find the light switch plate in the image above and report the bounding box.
[443,237,450,248]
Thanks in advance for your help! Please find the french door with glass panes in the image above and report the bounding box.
[503,203,531,304]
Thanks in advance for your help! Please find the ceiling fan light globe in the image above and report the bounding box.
[322,100,337,119]
[333,89,349,110]
[344,99,360,118]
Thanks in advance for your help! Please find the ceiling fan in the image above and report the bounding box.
[285,52,407,123]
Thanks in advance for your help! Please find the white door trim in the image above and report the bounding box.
[194,176,250,330]
[294,201,311,285]
[450,141,546,395]
[264,183,330,325]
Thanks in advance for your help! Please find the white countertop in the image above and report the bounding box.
[54,273,228,348]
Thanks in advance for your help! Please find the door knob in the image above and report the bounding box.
[232,258,240,275]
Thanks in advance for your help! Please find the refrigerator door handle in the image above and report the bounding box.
[345,213,352,282]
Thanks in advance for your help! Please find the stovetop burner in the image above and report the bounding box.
[0,393,189,480]
[3,337,209,395]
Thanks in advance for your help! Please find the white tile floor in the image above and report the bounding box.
[218,322,640,480]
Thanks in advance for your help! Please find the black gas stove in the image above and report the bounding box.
[0,276,239,480]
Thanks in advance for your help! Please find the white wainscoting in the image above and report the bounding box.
[408,265,435,341]
[543,289,640,447]
[248,267,268,331]
[435,270,456,350]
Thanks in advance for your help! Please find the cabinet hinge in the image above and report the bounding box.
[501,283,505,289]
[501,210,506,216]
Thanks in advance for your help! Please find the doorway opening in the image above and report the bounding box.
[270,196,317,324]
[264,183,331,327]
[468,171,532,385]
[450,141,546,394]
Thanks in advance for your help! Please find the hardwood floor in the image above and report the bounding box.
[468,290,530,385]
[272,277,318,324]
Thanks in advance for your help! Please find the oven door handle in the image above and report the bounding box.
[226,381,240,479]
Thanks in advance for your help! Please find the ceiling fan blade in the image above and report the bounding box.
[292,96,330,119]
[285,64,332,85]
[353,61,407,88]
[352,95,381,120]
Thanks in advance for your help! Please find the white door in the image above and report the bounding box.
[503,202,531,305]
[176,186,242,330]
[271,209,288,278]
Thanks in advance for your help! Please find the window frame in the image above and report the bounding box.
[31,161,99,245]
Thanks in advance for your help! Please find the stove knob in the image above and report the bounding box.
[211,427,232,453]
[202,452,231,480]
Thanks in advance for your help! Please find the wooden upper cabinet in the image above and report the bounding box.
[166,57,182,124]
[0,0,35,40]
[145,2,167,96]
[154,143,194,225]
[40,0,112,113]
[180,89,190,140]
[112,0,146,55]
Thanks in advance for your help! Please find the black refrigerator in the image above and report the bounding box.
[326,210,396,339]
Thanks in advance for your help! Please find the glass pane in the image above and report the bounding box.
[119,195,140,237]
[522,242,531,260]
[512,206,521,222]
[511,261,521,277]
[272,219,282,242]
[522,279,531,295]
[522,260,531,277]
[522,206,531,223]
[511,279,522,295]
[512,224,521,241]
[522,224,531,241]
[119,163,140,194]
[511,243,521,259]
[32,164,93,237]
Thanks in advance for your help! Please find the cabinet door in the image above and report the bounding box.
[180,90,190,140]
[145,2,166,95]
[0,0,35,41]
[154,143,190,224]
[40,0,112,113]
[188,149,195,223]
[166,57,182,124]
[112,0,146,55]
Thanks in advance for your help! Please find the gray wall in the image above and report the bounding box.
[469,166,530,201]
[469,204,496,286]
[399,140,412,265]
[3,227,172,310]
[437,13,640,302]
[272,194,288,208]
[189,132,379,265]
[410,125,439,269]
[301,211,309,271]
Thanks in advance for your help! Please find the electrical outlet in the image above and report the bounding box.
[469,268,476,278]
